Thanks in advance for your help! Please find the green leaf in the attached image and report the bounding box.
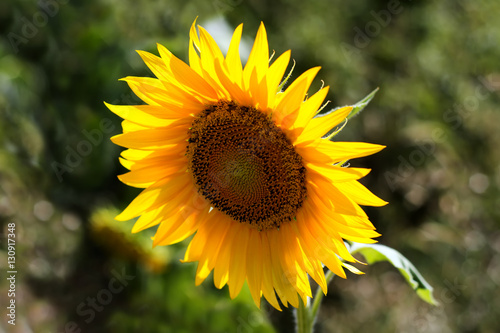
[346,87,379,120]
[322,87,379,140]
[349,242,438,305]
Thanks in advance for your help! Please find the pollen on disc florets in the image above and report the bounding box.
[186,100,307,231]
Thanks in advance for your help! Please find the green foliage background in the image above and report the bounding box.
[1,0,499,332]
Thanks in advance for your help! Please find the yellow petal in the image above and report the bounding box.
[122,76,203,110]
[289,223,327,293]
[342,262,365,275]
[194,213,233,285]
[224,23,243,84]
[183,211,220,262]
[122,146,185,167]
[296,210,347,278]
[277,66,321,124]
[154,205,209,246]
[118,164,186,188]
[243,22,269,90]
[105,103,188,127]
[335,181,388,207]
[120,148,153,160]
[308,175,368,217]
[306,199,380,245]
[274,78,309,128]
[189,19,202,75]
[246,229,263,308]
[136,50,170,82]
[111,125,189,149]
[266,50,291,108]
[296,106,352,144]
[115,175,190,221]
[276,224,312,298]
[197,27,229,98]
[213,219,238,289]
[228,223,249,299]
[292,86,330,131]
[307,163,371,183]
[157,43,218,102]
[296,140,386,164]
[260,232,282,310]
[213,60,251,105]
[137,187,197,234]
[189,18,201,52]
[119,157,134,171]
[131,206,172,234]
[269,230,299,308]
[121,119,149,133]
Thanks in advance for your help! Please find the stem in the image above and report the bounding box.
[295,270,336,333]
[311,269,335,320]
[295,297,311,333]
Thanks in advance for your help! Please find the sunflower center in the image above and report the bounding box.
[187,100,307,231]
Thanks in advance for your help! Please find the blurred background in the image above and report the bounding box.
[1,0,499,332]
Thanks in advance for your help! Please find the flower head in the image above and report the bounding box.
[106,19,387,310]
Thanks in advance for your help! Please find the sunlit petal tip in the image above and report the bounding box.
[135,49,150,58]
[109,134,122,144]
[342,262,365,275]
[258,21,267,35]
[151,239,159,249]
[277,49,292,63]
[189,19,200,42]
[114,211,132,222]
[156,42,168,54]
[370,144,387,152]
[103,101,116,114]
[194,276,204,286]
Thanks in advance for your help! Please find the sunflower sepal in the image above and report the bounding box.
[346,87,380,120]
[277,59,296,92]
[322,87,380,139]
[349,242,439,306]
[324,118,347,140]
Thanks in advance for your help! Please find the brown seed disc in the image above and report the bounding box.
[187,100,307,231]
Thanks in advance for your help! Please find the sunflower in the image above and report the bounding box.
[106,19,387,310]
